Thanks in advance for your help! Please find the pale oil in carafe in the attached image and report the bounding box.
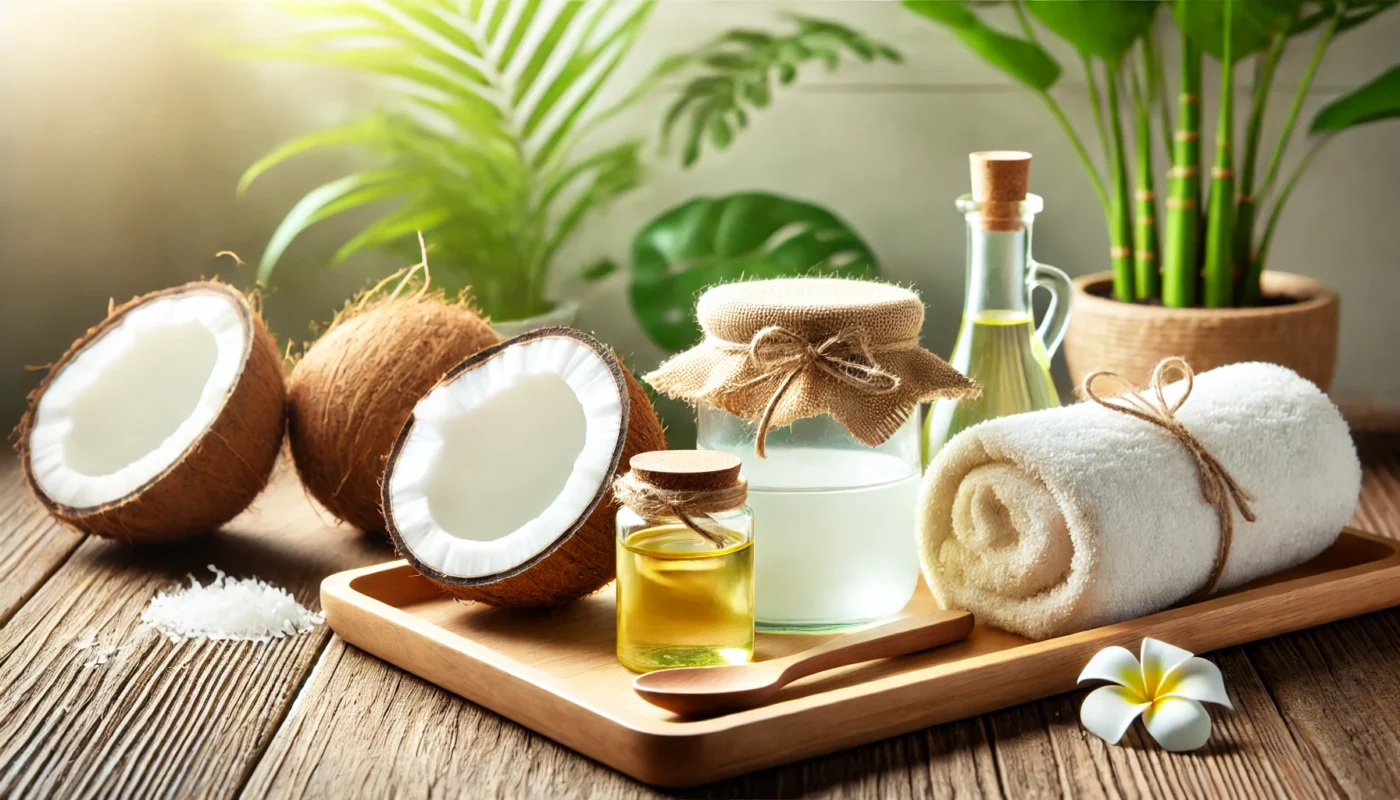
[926,310,1059,453]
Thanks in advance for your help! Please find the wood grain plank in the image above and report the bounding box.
[251,634,1332,799]
[1233,420,1400,798]
[694,715,1000,799]
[0,462,85,627]
[243,637,660,800]
[0,467,391,799]
[243,636,1003,800]
[1245,610,1400,798]
[995,648,1331,800]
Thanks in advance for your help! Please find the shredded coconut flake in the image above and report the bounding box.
[141,566,324,644]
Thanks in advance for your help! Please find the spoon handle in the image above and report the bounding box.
[777,610,974,685]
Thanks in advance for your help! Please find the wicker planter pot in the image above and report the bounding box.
[1063,271,1339,392]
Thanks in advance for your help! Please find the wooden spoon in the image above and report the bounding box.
[632,610,975,717]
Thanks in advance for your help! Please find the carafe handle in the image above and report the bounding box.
[1029,261,1072,357]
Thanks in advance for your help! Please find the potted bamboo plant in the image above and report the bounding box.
[909,0,1399,390]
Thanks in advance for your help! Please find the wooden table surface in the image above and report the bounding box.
[2,405,1399,799]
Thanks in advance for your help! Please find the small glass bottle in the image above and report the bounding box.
[615,450,755,673]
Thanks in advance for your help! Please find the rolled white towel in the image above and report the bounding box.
[918,362,1361,640]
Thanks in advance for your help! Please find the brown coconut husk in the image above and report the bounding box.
[15,281,286,542]
[382,327,668,607]
[287,252,500,534]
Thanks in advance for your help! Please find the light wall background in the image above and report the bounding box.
[3,1,1398,429]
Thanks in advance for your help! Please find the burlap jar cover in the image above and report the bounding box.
[646,278,978,455]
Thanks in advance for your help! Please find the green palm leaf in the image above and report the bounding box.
[238,116,388,196]
[241,0,662,320]
[242,0,890,321]
[334,204,453,262]
[660,15,901,167]
[258,168,421,282]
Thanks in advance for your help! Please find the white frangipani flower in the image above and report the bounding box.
[1077,638,1233,752]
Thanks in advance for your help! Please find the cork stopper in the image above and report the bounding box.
[628,450,743,494]
[969,151,1031,232]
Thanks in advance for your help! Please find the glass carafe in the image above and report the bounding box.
[697,409,922,633]
[924,193,1071,463]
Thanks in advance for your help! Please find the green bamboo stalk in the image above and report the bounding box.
[1144,27,1173,155]
[1256,138,1331,269]
[1040,93,1111,217]
[1103,62,1135,302]
[1130,60,1160,300]
[1246,14,1340,304]
[1258,15,1341,198]
[1084,55,1113,169]
[1161,36,1201,308]
[1202,0,1236,308]
[1010,1,1110,217]
[1234,34,1287,306]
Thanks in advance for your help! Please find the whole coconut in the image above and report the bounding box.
[288,274,499,533]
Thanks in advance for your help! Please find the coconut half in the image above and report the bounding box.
[19,282,285,541]
[383,327,666,607]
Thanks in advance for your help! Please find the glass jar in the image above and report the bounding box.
[614,451,755,673]
[697,407,922,632]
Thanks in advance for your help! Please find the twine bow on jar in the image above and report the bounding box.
[1080,357,1257,599]
[727,326,905,457]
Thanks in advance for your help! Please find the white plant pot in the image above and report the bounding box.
[490,299,580,339]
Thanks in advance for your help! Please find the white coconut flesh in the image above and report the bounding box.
[27,293,249,510]
[387,336,625,579]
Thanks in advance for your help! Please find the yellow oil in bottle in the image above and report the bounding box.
[615,524,755,673]
[925,310,1060,458]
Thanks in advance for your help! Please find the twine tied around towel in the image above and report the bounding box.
[1080,357,1257,599]
[718,325,906,457]
[612,472,749,548]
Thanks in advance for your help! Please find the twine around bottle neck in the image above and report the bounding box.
[612,472,748,548]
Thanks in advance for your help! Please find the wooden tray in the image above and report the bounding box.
[322,527,1400,788]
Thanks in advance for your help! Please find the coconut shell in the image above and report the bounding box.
[288,292,499,533]
[383,327,668,608]
[16,281,286,542]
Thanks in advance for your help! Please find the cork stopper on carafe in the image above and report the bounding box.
[969,150,1031,232]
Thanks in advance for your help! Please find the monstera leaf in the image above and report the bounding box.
[629,193,879,352]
